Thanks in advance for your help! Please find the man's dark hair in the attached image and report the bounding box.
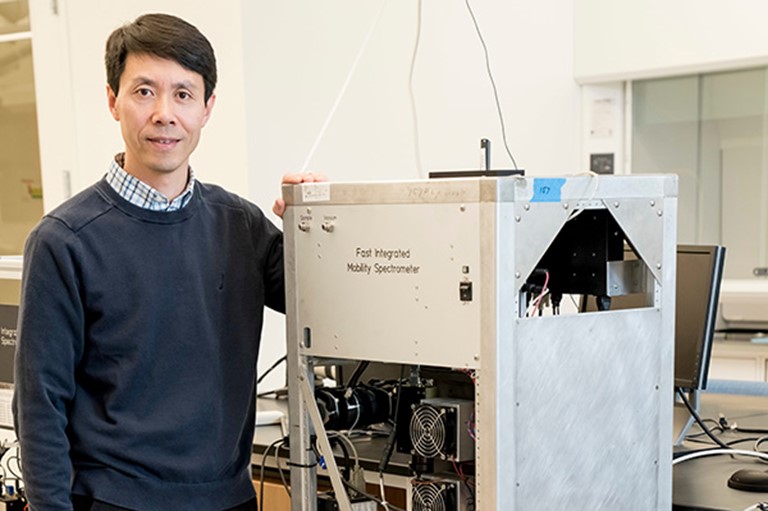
[105,13,217,103]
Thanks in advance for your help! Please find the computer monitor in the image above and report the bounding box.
[674,245,725,391]
[0,304,17,429]
[0,305,16,388]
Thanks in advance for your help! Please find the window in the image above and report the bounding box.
[0,0,42,255]
[632,68,768,280]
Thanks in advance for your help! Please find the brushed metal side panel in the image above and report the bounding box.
[510,309,668,509]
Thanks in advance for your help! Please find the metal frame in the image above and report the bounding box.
[283,174,677,510]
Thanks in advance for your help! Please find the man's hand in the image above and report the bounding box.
[273,172,327,219]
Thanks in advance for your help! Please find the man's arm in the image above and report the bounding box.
[14,222,84,511]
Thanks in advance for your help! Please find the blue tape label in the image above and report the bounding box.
[531,178,566,202]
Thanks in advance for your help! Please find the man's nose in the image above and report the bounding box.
[152,96,176,125]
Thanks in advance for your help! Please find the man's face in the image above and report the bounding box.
[107,53,215,184]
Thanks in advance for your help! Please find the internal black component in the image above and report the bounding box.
[395,384,427,454]
[529,208,625,304]
[315,385,391,431]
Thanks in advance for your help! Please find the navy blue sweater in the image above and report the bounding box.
[14,179,284,510]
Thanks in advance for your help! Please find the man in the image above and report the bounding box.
[14,13,315,511]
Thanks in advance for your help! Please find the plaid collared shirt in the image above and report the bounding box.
[105,153,196,212]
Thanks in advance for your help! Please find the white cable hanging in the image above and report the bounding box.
[299,0,389,174]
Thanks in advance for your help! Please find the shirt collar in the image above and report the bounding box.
[105,153,196,212]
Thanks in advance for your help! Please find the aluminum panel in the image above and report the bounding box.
[292,201,482,368]
[512,309,667,509]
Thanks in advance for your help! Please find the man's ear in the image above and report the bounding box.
[202,93,216,127]
[107,84,119,121]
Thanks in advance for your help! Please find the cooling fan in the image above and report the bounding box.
[409,398,474,462]
[410,403,452,459]
[410,480,458,511]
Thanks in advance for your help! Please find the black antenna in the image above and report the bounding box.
[481,138,491,171]
[428,137,524,178]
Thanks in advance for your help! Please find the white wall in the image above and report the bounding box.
[243,0,581,200]
[30,0,581,391]
[575,0,768,83]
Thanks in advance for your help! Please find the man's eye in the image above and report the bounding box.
[137,88,152,97]
[178,91,190,100]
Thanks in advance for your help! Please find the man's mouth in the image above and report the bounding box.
[147,137,180,146]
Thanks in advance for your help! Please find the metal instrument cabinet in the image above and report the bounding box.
[283,175,677,510]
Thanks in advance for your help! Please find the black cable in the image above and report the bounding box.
[685,436,759,448]
[677,388,731,450]
[735,427,768,434]
[327,437,351,481]
[686,426,724,439]
[257,355,287,385]
[683,417,724,440]
[346,361,370,388]
[377,366,406,475]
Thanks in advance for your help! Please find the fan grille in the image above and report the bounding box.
[412,482,450,511]
[410,404,447,458]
